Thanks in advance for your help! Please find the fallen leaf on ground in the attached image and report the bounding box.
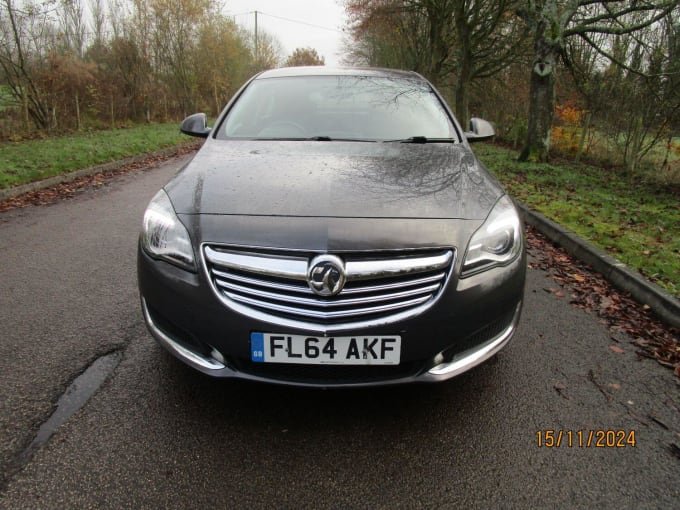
[525,226,679,377]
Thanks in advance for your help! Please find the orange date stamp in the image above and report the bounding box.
[536,430,636,448]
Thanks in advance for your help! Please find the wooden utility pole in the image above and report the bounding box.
[254,10,258,63]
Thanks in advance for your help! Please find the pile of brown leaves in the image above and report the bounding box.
[527,226,679,377]
[0,142,200,213]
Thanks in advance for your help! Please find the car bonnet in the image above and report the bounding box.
[165,139,503,220]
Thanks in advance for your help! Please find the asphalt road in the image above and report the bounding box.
[1,155,678,509]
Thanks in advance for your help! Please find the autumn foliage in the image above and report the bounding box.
[285,47,325,67]
[0,0,276,138]
[551,102,586,154]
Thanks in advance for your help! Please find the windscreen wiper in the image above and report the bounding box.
[252,136,376,142]
[306,136,376,142]
[385,136,456,143]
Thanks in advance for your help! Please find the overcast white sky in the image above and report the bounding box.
[224,0,348,66]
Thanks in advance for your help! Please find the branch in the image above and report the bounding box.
[578,32,670,78]
[635,101,680,163]
[565,3,676,37]
[569,3,658,29]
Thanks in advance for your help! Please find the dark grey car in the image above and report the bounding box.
[137,66,525,387]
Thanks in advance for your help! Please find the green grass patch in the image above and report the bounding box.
[0,123,188,189]
[476,142,680,298]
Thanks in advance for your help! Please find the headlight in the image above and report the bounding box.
[141,189,196,271]
[461,195,522,277]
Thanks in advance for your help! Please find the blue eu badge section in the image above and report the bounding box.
[251,332,265,363]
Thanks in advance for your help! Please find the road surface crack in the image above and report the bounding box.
[0,349,122,491]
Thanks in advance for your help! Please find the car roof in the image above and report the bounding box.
[254,66,424,81]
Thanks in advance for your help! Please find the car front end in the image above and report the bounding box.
[138,67,525,387]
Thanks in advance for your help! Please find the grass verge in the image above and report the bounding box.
[476,142,679,298]
[0,123,187,189]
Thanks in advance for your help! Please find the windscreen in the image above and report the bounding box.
[218,75,458,141]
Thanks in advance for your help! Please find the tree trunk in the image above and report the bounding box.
[23,93,30,133]
[661,131,673,170]
[425,2,449,84]
[623,116,643,176]
[575,111,591,163]
[454,2,472,131]
[519,29,559,162]
[213,81,220,119]
[455,59,471,130]
[75,91,81,130]
[3,0,49,131]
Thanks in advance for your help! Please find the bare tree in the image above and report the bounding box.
[88,0,106,47]
[599,24,680,174]
[0,0,52,130]
[59,0,86,57]
[517,0,678,162]
[250,29,283,72]
[344,0,526,127]
[451,0,526,127]
[0,0,296,134]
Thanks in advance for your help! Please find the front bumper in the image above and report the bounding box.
[139,233,525,387]
[142,296,521,387]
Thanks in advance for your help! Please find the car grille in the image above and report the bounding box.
[203,245,455,330]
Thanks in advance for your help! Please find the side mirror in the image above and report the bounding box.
[465,117,495,143]
[180,113,211,138]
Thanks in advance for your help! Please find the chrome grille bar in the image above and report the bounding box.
[203,245,455,329]
[342,273,445,295]
[213,267,447,296]
[212,268,314,295]
[345,252,452,280]
[216,279,441,308]
[205,247,308,280]
[225,292,432,319]
[206,246,452,280]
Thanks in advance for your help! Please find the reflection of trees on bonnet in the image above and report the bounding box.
[330,74,501,216]
[344,144,498,213]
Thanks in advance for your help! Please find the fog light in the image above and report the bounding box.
[433,353,445,366]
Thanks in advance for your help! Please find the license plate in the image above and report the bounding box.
[250,333,401,365]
